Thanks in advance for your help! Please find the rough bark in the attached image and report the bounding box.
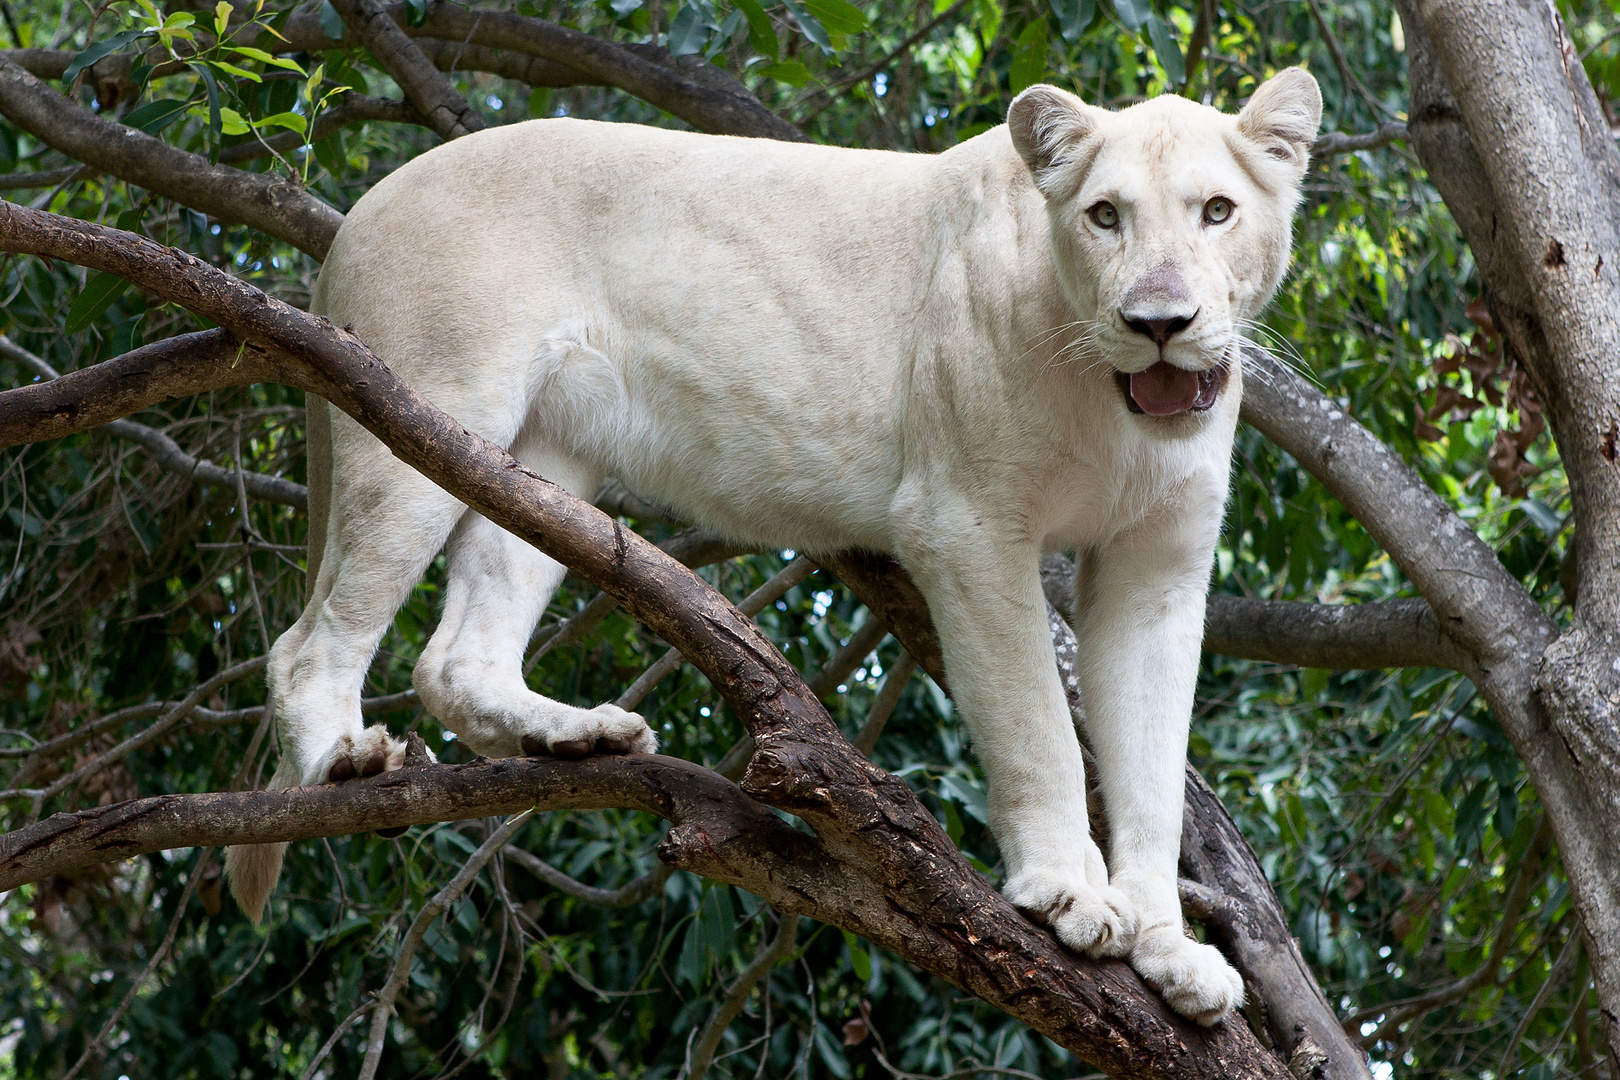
[828,551,1372,1080]
[0,203,1291,1080]
[1395,1,1620,1063]
[0,58,342,259]
[279,2,808,142]
[327,0,485,141]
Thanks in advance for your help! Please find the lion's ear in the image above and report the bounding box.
[1007,85,1101,196]
[1236,67,1322,171]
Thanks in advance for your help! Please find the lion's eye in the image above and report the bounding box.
[1203,197,1233,225]
[1088,202,1119,229]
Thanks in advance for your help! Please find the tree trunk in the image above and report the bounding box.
[1398,1,1620,1065]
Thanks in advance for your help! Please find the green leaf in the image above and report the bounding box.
[667,5,709,56]
[780,0,832,51]
[676,918,705,987]
[813,1023,852,1079]
[208,59,263,83]
[1009,17,1049,95]
[528,87,553,118]
[123,97,191,135]
[215,106,250,136]
[193,61,223,162]
[254,110,308,135]
[954,121,994,143]
[405,0,430,26]
[318,0,346,41]
[227,45,306,72]
[754,60,811,86]
[312,131,345,175]
[803,0,868,35]
[66,272,132,334]
[1110,0,1149,34]
[937,774,988,824]
[610,0,644,15]
[62,29,153,84]
[0,122,17,173]
[1145,13,1184,85]
[1048,0,1093,42]
[732,0,779,58]
[841,930,872,982]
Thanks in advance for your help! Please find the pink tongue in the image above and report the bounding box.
[1130,362,1200,416]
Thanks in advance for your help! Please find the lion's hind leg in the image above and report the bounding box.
[413,441,657,761]
[226,429,464,921]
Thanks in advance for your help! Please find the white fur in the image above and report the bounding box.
[227,72,1320,1025]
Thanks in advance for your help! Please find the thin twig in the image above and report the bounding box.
[356,810,533,1080]
[1347,815,1554,1045]
[62,848,210,1080]
[615,556,817,712]
[688,912,800,1080]
[30,655,269,816]
[795,0,970,124]
[503,845,672,907]
[297,998,376,1080]
[853,650,914,756]
[1496,925,1581,1076]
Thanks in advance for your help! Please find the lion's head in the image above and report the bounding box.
[1008,69,1321,417]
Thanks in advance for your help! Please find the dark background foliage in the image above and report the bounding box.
[2,0,1618,1076]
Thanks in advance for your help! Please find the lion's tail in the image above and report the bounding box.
[224,755,297,923]
[225,395,334,925]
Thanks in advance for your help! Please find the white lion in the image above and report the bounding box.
[228,69,1320,1026]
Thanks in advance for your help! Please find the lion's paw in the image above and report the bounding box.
[316,725,413,785]
[518,703,658,760]
[1130,926,1245,1027]
[1005,868,1139,958]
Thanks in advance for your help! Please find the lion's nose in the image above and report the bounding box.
[1122,310,1197,344]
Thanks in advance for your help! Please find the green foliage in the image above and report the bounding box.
[4,0,1619,1078]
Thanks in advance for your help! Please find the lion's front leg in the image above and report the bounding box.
[1074,521,1244,1027]
[899,521,1135,959]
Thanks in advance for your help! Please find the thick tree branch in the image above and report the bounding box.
[0,327,280,446]
[0,204,1288,1079]
[825,551,1371,1079]
[0,333,307,507]
[1394,4,1620,1062]
[1413,1,1620,635]
[1238,345,1552,681]
[0,58,342,258]
[1202,595,1464,671]
[329,0,485,141]
[280,2,807,141]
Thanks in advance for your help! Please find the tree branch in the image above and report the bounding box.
[1237,346,1550,682]
[0,58,342,259]
[1311,122,1407,156]
[279,2,808,142]
[0,333,307,507]
[1202,595,1465,671]
[329,0,485,141]
[824,551,1371,1079]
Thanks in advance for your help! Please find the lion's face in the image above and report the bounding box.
[1008,70,1321,417]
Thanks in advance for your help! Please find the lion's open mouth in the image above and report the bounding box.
[1115,360,1225,416]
